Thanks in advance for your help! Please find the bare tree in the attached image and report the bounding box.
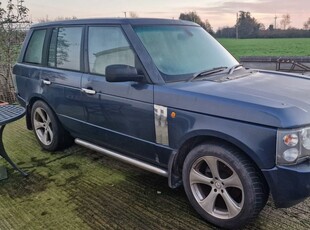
[37,15,49,23]
[304,18,310,30]
[204,19,214,35]
[37,15,77,23]
[0,0,30,103]
[129,11,139,18]
[179,11,214,35]
[280,14,291,30]
[55,16,77,21]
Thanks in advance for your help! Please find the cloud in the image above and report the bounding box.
[176,0,309,29]
[24,0,309,29]
[179,0,309,15]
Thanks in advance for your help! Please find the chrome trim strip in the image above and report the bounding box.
[75,138,168,177]
[59,114,172,148]
[154,104,169,145]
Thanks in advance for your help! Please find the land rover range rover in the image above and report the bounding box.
[13,18,310,229]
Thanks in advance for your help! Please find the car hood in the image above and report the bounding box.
[154,70,310,128]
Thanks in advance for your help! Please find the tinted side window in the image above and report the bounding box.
[48,27,82,71]
[24,29,46,64]
[88,27,135,75]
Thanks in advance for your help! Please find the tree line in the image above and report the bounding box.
[180,11,310,39]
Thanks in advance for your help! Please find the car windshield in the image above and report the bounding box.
[134,25,239,82]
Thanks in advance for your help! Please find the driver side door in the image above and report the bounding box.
[79,26,158,164]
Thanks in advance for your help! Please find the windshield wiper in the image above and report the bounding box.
[188,67,228,82]
[228,64,243,74]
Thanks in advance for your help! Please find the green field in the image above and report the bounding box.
[218,38,310,60]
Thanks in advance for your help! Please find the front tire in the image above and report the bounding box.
[182,142,268,229]
[31,100,71,151]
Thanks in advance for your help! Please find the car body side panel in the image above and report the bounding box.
[40,67,82,115]
[13,63,42,104]
[80,73,162,166]
[171,109,276,169]
[153,85,277,170]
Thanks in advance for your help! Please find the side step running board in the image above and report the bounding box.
[75,138,168,177]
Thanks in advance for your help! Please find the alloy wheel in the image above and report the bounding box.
[33,107,54,146]
[189,156,244,219]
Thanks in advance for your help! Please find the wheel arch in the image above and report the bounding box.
[27,96,73,151]
[25,95,52,130]
[168,130,268,190]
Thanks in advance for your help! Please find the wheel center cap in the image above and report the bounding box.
[215,181,222,189]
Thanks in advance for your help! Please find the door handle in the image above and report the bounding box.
[43,80,51,85]
[81,88,96,95]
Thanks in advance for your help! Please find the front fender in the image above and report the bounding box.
[168,108,277,169]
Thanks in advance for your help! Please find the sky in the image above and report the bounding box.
[3,0,310,30]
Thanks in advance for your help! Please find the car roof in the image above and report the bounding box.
[31,18,199,28]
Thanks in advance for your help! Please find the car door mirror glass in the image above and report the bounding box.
[106,65,143,82]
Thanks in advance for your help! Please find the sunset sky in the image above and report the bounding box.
[4,0,310,30]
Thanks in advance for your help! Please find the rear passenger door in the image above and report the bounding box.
[41,27,85,134]
[80,26,157,163]
[14,29,47,103]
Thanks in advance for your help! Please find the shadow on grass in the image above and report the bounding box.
[0,172,53,199]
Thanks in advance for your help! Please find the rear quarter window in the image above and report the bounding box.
[24,29,46,64]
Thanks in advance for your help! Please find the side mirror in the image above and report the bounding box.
[106,65,143,82]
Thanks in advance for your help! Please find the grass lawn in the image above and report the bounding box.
[218,38,310,60]
[0,118,309,229]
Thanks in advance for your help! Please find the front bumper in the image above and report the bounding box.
[263,160,310,208]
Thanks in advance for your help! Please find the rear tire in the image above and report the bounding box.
[182,142,268,229]
[31,100,72,151]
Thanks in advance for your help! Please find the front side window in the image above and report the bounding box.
[134,26,239,82]
[88,26,135,75]
[48,27,82,71]
[24,29,46,64]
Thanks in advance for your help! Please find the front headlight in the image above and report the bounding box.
[277,127,310,165]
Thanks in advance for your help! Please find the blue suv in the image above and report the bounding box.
[13,18,310,229]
